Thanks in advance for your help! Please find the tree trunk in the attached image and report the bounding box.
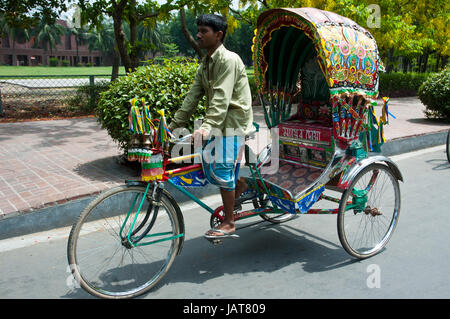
[435,54,440,72]
[441,56,448,70]
[11,39,16,66]
[113,2,133,74]
[128,0,139,70]
[180,7,204,59]
[421,49,429,73]
[402,56,409,73]
[111,46,120,81]
[386,48,394,73]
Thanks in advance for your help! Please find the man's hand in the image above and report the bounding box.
[191,128,209,147]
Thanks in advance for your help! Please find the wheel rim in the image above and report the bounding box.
[339,165,400,257]
[70,188,178,298]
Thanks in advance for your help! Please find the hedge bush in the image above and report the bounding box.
[245,70,432,100]
[379,72,432,97]
[418,67,450,120]
[96,57,205,152]
[49,57,59,67]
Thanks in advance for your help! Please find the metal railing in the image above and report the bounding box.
[0,74,124,116]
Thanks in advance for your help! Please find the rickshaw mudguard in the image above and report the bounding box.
[337,155,403,190]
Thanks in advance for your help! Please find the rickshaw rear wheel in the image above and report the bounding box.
[337,163,400,259]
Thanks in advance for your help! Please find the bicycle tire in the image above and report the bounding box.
[337,163,401,259]
[446,129,450,163]
[67,184,183,299]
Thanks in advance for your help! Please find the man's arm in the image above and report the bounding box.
[169,66,205,131]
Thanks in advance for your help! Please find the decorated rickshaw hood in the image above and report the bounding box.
[252,7,384,98]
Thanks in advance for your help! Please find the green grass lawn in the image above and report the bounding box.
[1,65,253,78]
[0,66,126,77]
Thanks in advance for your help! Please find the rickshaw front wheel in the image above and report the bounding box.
[337,163,401,259]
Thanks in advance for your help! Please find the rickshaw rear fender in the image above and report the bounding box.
[338,155,403,190]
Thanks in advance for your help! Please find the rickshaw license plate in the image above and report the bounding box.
[278,121,332,145]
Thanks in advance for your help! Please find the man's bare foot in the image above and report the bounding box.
[205,221,236,237]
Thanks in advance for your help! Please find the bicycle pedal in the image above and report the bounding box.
[207,238,223,245]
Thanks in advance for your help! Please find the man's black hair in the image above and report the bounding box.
[196,14,227,43]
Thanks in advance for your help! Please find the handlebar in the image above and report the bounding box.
[169,134,192,145]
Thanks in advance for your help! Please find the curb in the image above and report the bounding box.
[0,130,447,240]
[381,130,448,157]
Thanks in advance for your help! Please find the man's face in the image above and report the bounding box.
[196,25,222,49]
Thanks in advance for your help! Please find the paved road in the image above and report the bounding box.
[0,146,449,300]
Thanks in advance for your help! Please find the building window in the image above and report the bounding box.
[65,35,72,50]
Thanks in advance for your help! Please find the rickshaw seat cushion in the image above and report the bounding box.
[247,160,325,214]
[260,161,323,200]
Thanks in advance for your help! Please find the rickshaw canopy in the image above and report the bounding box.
[252,7,384,99]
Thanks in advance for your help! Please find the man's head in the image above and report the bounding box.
[196,14,227,50]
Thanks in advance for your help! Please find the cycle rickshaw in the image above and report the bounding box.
[67,7,402,299]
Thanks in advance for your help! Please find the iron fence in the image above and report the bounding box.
[0,74,123,115]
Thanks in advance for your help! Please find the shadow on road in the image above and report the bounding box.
[62,220,359,299]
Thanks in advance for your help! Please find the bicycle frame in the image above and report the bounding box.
[120,147,360,248]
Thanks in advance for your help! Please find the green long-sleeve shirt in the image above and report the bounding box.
[169,44,254,136]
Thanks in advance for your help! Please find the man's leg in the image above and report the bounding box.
[204,136,243,236]
[220,188,236,231]
[234,177,248,199]
[205,188,235,236]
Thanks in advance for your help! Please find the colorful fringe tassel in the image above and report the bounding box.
[127,97,157,162]
[141,153,164,181]
[127,147,152,162]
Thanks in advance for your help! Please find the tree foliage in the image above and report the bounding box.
[0,0,70,27]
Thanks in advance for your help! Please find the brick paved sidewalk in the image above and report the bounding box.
[0,118,136,217]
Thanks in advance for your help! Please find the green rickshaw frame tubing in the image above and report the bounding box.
[119,151,377,247]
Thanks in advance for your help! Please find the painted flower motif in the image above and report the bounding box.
[324,40,333,52]
[356,46,366,59]
[281,180,293,189]
[302,105,314,119]
[340,41,350,55]
[319,105,331,116]
[293,168,307,177]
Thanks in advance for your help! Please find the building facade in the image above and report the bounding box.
[0,20,113,66]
